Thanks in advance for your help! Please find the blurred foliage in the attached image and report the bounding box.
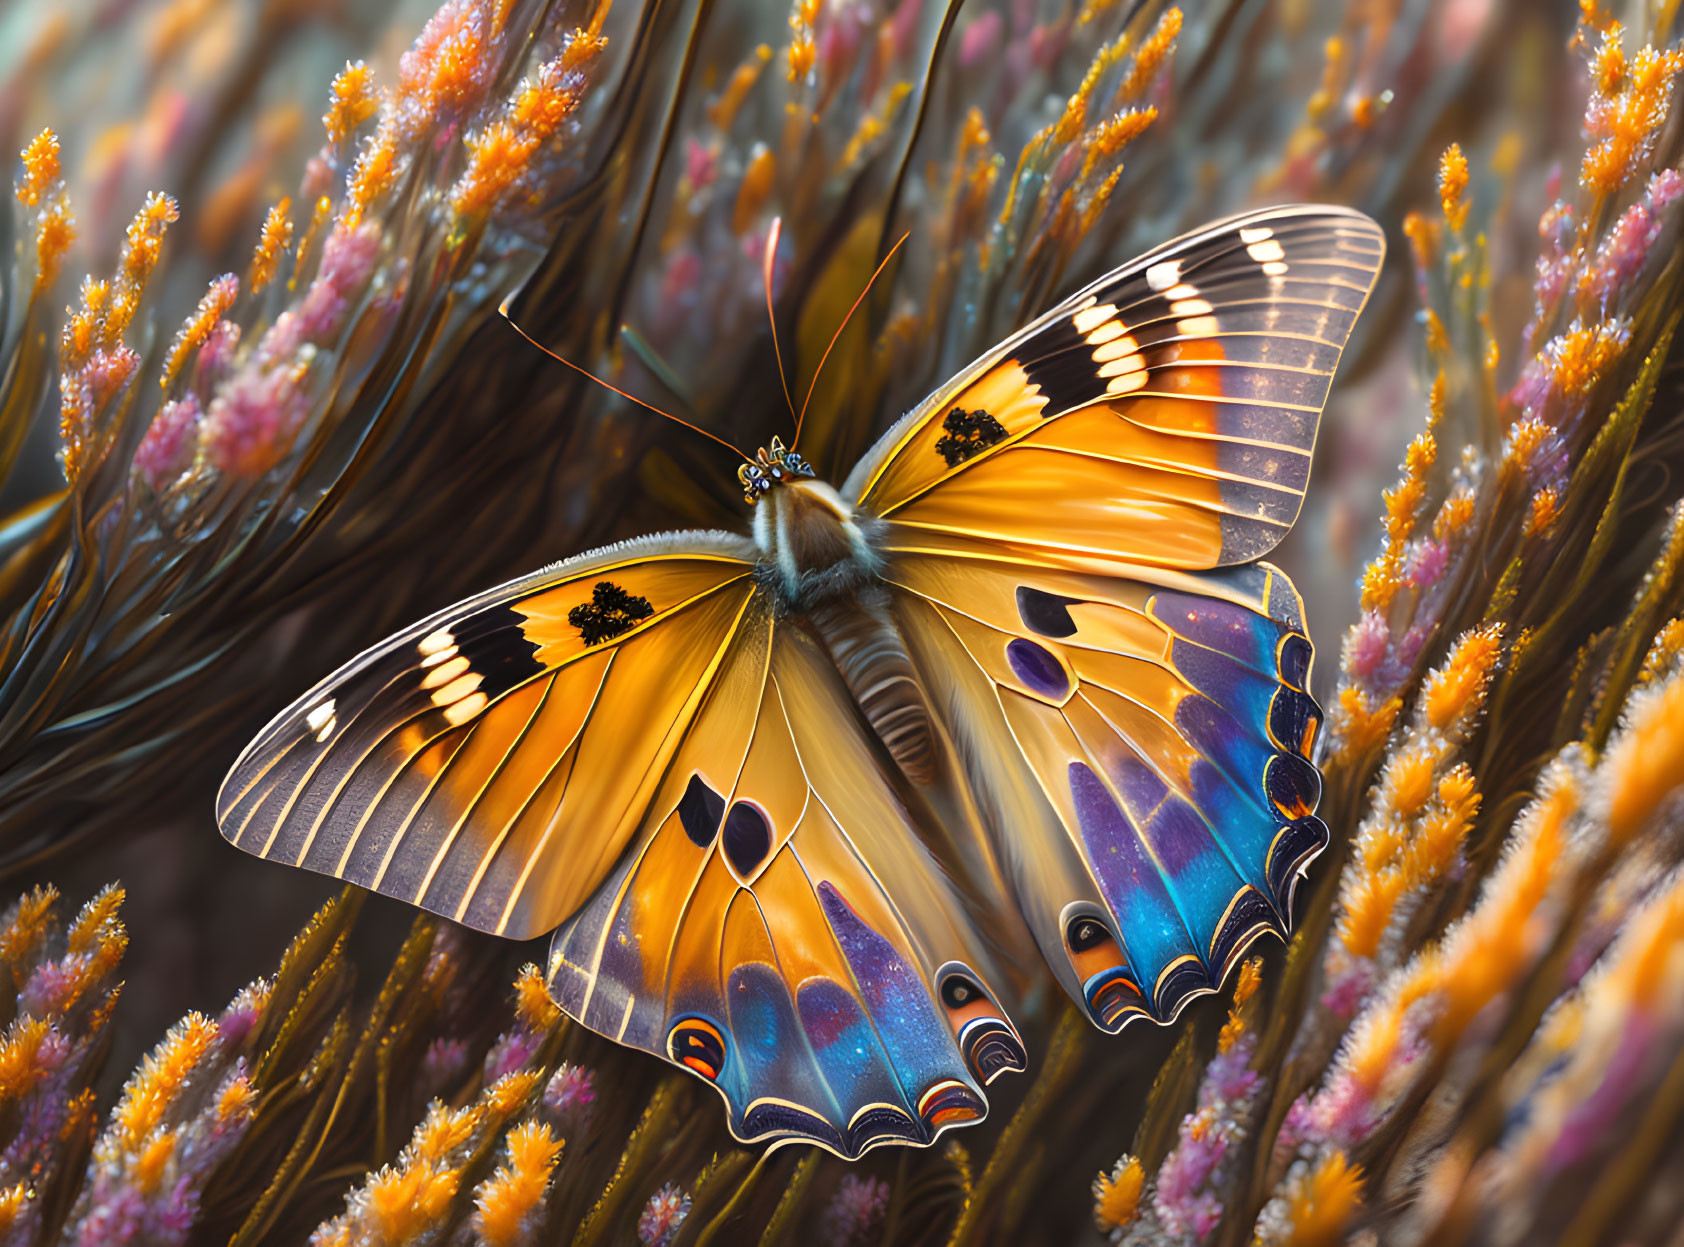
[0,0,1681,1243]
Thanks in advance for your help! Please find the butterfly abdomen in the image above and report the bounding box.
[806,586,936,784]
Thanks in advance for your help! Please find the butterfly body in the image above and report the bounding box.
[219,205,1386,1158]
[747,442,938,783]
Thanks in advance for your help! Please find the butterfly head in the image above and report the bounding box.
[738,437,814,504]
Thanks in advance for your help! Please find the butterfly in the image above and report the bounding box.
[217,205,1383,1158]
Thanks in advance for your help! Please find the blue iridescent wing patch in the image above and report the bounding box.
[889,555,1327,1031]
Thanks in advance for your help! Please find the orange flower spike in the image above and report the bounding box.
[370,1162,461,1241]
[0,885,59,968]
[1604,670,1684,845]
[1339,868,1404,959]
[513,963,561,1031]
[1581,27,1684,193]
[324,61,380,145]
[249,200,294,295]
[217,1074,256,1123]
[1439,143,1470,233]
[1549,320,1627,396]
[344,121,401,228]
[1119,8,1182,102]
[162,274,239,392]
[0,1019,52,1101]
[1591,19,1625,93]
[0,1185,25,1235]
[709,45,772,130]
[133,1131,177,1193]
[1335,688,1403,759]
[1423,624,1503,732]
[1433,487,1476,543]
[1424,308,1450,355]
[16,128,60,208]
[454,122,539,217]
[33,196,76,296]
[66,883,123,956]
[1080,107,1156,180]
[1638,617,1684,685]
[1402,211,1438,275]
[115,1014,219,1148]
[485,1069,543,1117]
[1092,1156,1145,1233]
[1217,956,1264,1051]
[1403,768,1480,887]
[732,142,776,236]
[1525,487,1560,539]
[476,1122,565,1247]
[1385,747,1437,820]
[417,1102,483,1163]
[119,191,180,288]
[1282,1151,1364,1247]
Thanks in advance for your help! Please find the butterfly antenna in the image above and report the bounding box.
[499,296,754,465]
[793,228,910,452]
[763,217,797,427]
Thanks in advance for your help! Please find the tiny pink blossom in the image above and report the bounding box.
[820,1174,889,1247]
[1405,540,1449,590]
[1344,610,1390,680]
[133,395,203,492]
[637,1183,690,1247]
[959,11,1004,67]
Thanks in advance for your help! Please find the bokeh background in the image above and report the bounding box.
[0,0,1681,1243]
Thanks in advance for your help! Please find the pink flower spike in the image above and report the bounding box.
[133,395,203,492]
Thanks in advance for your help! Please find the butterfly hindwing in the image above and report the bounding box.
[846,205,1384,571]
[217,532,762,939]
[545,605,1024,1157]
[888,551,1326,1030]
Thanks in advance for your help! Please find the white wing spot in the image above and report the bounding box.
[1085,319,1127,346]
[1099,354,1147,377]
[1093,337,1142,363]
[422,654,471,690]
[1263,260,1290,276]
[1164,282,1200,301]
[305,699,337,743]
[419,628,455,656]
[1170,298,1214,316]
[1177,315,1220,337]
[431,671,483,708]
[1239,226,1274,244]
[1106,371,1149,395]
[1072,303,1116,335]
[1247,239,1286,263]
[1146,260,1180,291]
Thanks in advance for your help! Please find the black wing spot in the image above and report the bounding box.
[1015,586,1081,637]
[935,407,1008,466]
[722,801,772,876]
[677,774,726,847]
[568,581,654,646]
[454,604,543,698]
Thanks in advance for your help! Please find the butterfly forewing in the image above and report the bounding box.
[217,533,761,939]
[846,205,1384,570]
